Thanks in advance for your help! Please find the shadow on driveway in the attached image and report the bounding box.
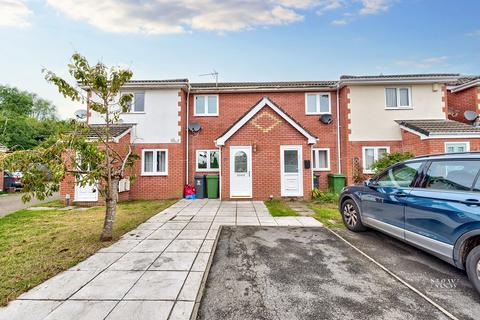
[197,226,478,320]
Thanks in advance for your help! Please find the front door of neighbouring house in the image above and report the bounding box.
[230,146,252,198]
[74,178,98,202]
[281,145,303,197]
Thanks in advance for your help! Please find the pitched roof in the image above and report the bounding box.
[340,73,459,80]
[87,124,134,140]
[448,75,480,92]
[190,81,337,92]
[396,119,480,137]
[215,97,317,145]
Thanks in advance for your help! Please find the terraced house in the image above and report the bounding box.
[60,73,480,203]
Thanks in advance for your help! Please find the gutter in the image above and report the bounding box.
[449,79,480,93]
[190,87,336,94]
[339,78,459,87]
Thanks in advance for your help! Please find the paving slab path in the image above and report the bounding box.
[0,199,322,320]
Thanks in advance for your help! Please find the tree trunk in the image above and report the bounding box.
[100,178,119,241]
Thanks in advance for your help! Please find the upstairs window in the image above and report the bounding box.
[142,149,168,176]
[306,93,331,115]
[312,148,330,171]
[385,87,411,109]
[363,146,389,174]
[195,95,218,116]
[123,92,145,113]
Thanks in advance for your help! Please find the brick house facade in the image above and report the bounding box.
[59,74,480,203]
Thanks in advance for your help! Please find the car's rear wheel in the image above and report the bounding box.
[340,199,367,232]
[466,246,480,295]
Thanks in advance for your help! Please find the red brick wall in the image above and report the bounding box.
[219,107,313,200]
[447,86,480,123]
[401,130,480,154]
[187,91,338,198]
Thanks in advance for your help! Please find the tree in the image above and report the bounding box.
[0,53,137,241]
[31,94,58,120]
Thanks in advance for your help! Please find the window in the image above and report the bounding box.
[424,160,480,191]
[362,147,389,174]
[142,149,167,175]
[474,175,480,192]
[305,93,331,115]
[284,150,299,173]
[385,87,411,109]
[376,162,422,188]
[234,151,247,173]
[194,95,218,116]
[312,148,330,171]
[196,150,220,171]
[123,92,145,113]
[445,142,470,153]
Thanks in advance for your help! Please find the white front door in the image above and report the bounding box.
[74,178,98,202]
[281,145,303,197]
[230,146,252,198]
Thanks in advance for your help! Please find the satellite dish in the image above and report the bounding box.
[74,109,88,121]
[188,122,202,133]
[464,110,479,122]
[319,114,333,125]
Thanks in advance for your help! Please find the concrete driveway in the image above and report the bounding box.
[0,192,60,218]
[197,226,480,320]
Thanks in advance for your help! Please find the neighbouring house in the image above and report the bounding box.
[59,73,480,203]
[447,76,480,124]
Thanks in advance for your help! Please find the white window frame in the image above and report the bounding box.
[362,146,390,174]
[196,149,220,172]
[194,95,219,116]
[312,148,330,171]
[305,92,331,115]
[141,149,168,176]
[444,142,470,153]
[121,91,145,113]
[385,87,412,109]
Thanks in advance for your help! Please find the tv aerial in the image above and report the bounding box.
[199,70,219,87]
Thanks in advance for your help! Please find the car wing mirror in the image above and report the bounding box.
[365,179,378,188]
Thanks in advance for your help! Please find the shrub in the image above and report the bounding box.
[370,152,415,174]
[312,189,339,204]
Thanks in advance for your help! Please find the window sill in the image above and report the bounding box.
[193,114,219,117]
[313,168,331,172]
[384,107,413,110]
[141,173,168,177]
[123,112,146,115]
[196,169,220,172]
[306,112,331,116]
[363,171,374,175]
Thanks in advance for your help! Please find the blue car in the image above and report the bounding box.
[339,152,480,294]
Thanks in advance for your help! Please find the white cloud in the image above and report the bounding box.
[45,0,330,34]
[394,56,448,68]
[359,0,390,15]
[331,19,348,25]
[0,0,32,27]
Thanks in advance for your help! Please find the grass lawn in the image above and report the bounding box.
[264,199,298,217]
[0,199,176,306]
[309,201,344,228]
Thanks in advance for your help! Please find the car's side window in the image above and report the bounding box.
[376,162,422,188]
[424,160,480,191]
[473,173,480,192]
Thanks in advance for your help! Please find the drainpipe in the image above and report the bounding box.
[185,82,191,185]
[336,84,342,174]
[218,146,222,200]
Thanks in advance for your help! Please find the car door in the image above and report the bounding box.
[404,159,480,260]
[361,161,423,238]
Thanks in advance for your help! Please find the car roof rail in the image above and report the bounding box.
[412,151,480,159]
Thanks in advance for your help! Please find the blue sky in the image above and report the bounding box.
[0,0,479,118]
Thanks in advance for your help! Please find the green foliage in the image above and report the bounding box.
[0,85,61,150]
[311,189,339,204]
[370,152,415,174]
